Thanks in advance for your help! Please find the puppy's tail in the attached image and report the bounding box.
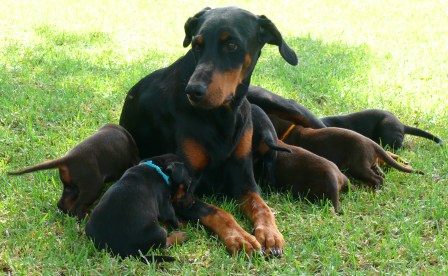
[264,134,292,153]
[7,157,67,176]
[375,144,424,175]
[140,255,176,263]
[403,125,444,146]
[267,142,292,153]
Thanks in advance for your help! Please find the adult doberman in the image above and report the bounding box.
[119,7,305,256]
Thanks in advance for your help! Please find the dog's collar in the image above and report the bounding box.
[140,160,170,186]
[280,124,296,141]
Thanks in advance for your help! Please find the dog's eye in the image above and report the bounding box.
[226,43,238,52]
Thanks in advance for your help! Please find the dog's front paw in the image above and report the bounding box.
[223,230,261,256]
[253,225,285,257]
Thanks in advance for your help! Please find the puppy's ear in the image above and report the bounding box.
[257,15,298,66]
[166,162,189,184]
[183,7,211,47]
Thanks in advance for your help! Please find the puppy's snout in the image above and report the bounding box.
[185,83,207,103]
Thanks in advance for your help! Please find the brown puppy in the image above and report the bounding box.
[8,123,140,220]
[270,114,424,188]
[269,140,349,214]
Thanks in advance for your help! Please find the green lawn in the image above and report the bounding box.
[1,0,447,274]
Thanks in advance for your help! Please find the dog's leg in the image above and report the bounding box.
[230,130,285,256]
[385,151,410,166]
[69,179,103,220]
[240,191,284,256]
[372,164,386,178]
[349,166,384,189]
[176,200,261,255]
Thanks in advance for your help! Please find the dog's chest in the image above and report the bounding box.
[177,105,250,160]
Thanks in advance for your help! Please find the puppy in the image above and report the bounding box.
[270,140,349,214]
[85,154,193,262]
[270,114,424,188]
[251,104,291,186]
[8,123,139,220]
[321,109,443,150]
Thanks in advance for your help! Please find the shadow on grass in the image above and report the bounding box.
[1,25,173,161]
[1,25,171,129]
[252,35,372,115]
[3,25,372,123]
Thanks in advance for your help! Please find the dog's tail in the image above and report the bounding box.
[263,131,292,153]
[267,140,292,153]
[375,144,424,175]
[403,125,444,146]
[7,157,67,176]
[140,255,176,263]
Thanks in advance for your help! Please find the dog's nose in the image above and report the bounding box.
[185,83,207,102]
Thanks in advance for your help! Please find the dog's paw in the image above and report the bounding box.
[253,225,285,257]
[166,231,188,247]
[223,231,261,256]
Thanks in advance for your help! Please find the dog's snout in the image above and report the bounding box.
[185,83,207,102]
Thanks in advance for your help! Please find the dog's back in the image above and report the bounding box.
[321,109,443,149]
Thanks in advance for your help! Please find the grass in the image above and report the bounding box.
[1,0,447,274]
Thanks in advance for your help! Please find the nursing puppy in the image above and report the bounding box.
[272,141,349,214]
[85,154,193,262]
[251,104,291,185]
[321,109,443,150]
[8,123,139,220]
[270,114,424,188]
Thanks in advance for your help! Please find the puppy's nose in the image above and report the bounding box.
[185,83,207,103]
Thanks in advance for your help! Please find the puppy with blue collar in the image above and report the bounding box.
[85,154,193,262]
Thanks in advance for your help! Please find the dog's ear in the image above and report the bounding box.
[257,15,298,66]
[183,7,211,47]
[166,162,189,184]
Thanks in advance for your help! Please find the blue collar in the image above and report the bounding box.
[140,160,170,186]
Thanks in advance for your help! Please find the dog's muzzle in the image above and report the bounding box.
[185,83,207,105]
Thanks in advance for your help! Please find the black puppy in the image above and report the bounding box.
[321,109,443,150]
[85,154,193,262]
[251,104,291,186]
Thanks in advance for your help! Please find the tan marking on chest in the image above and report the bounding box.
[233,128,253,159]
[181,138,209,171]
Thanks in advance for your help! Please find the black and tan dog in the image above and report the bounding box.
[119,6,307,256]
[321,109,444,150]
[85,154,193,262]
[270,114,424,188]
[8,123,139,220]
[270,140,349,214]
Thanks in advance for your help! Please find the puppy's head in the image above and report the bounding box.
[165,162,195,208]
[57,186,79,213]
